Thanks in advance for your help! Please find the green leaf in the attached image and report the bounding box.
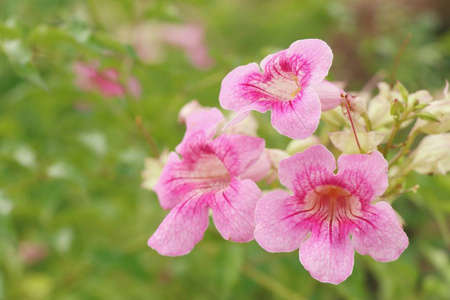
[413,103,429,111]
[1,39,47,89]
[395,81,409,104]
[416,112,440,122]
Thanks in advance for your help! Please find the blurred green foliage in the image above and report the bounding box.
[0,0,449,299]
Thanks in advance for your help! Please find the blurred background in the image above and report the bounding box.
[0,0,449,299]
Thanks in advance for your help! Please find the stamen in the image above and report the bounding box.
[341,94,363,153]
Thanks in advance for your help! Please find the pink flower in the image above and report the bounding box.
[219,39,342,139]
[127,22,214,70]
[74,62,141,99]
[254,145,408,284]
[149,108,265,256]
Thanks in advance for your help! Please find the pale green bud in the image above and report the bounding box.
[411,134,450,175]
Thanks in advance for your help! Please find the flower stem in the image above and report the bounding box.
[382,121,400,156]
[388,130,418,165]
[135,116,160,157]
[390,33,412,85]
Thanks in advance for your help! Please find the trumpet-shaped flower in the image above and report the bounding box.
[219,39,342,139]
[255,145,408,284]
[149,109,265,256]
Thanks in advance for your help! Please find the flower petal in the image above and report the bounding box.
[351,201,408,262]
[312,80,343,111]
[219,63,266,111]
[210,134,265,177]
[154,152,187,209]
[286,39,333,87]
[148,196,209,256]
[336,151,388,205]
[210,179,262,242]
[279,145,336,197]
[154,149,229,210]
[240,151,271,182]
[176,108,224,155]
[300,222,354,284]
[255,190,309,252]
[270,88,321,139]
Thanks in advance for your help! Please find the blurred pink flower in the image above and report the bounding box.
[19,242,48,265]
[219,39,342,139]
[255,145,408,284]
[74,62,141,99]
[149,108,265,256]
[128,22,214,70]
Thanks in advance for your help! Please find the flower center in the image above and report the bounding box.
[253,74,301,101]
[303,185,362,223]
[191,153,231,191]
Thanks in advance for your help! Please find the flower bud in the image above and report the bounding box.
[410,134,450,175]
[286,136,321,155]
[390,99,404,119]
[341,94,367,117]
[142,150,170,191]
[178,100,205,123]
[413,97,450,134]
[224,112,259,136]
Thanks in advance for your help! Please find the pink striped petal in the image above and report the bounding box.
[300,222,354,284]
[153,152,187,210]
[219,63,265,112]
[278,145,336,197]
[286,39,333,86]
[210,179,262,242]
[352,201,408,262]
[255,190,309,252]
[176,108,223,155]
[240,151,271,182]
[210,134,265,177]
[312,80,343,111]
[148,197,209,256]
[270,88,321,139]
[336,151,388,205]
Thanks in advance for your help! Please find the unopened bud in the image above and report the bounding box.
[410,134,450,175]
[142,149,170,191]
[413,100,450,134]
[286,136,321,155]
[390,99,404,119]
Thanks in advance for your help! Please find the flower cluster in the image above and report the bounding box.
[144,39,449,284]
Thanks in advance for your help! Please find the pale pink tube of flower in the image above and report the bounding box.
[219,39,343,139]
[149,108,265,256]
[254,145,408,284]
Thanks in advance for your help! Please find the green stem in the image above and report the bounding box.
[390,33,412,85]
[389,130,418,166]
[382,120,400,156]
